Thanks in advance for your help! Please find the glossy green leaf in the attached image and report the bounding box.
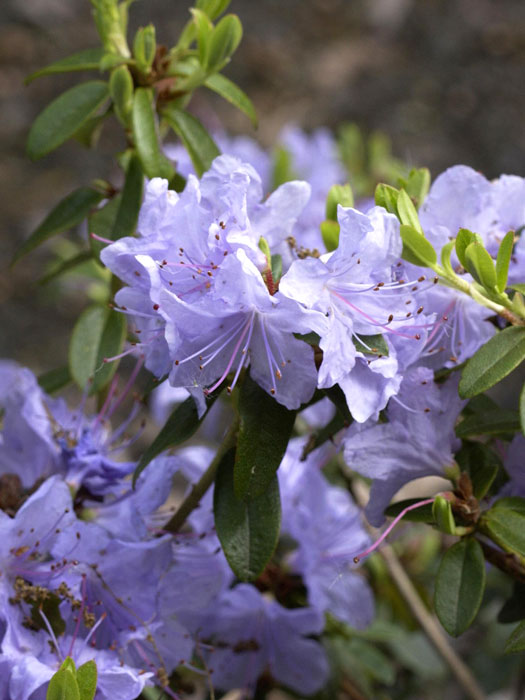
[25,48,104,84]
[133,390,221,485]
[72,112,107,148]
[455,409,520,437]
[12,187,104,265]
[132,88,174,180]
[459,326,525,398]
[434,538,486,637]
[207,14,242,71]
[59,657,76,674]
[455,442,501,500]
[271,254,282,282]
[498,583,525,624]
[482,503,525,558]
[76,660,97,700]
[38,366,72,394]
[374,183,399,214]
[320,219,340,252]
[68,305,127,394]
[27,81,109,160]
[520,382,525,436]
[89,195,121,256]
[214,447,281,581]
[325,183,354,221]
[440,240,456,277]
[272,145,295,188]
[234,374,296,500]
[132,24,156,73]
[399,224,437,267]
[496,231,514,293]
[510,283,525,294]
[455,228,478,269]
[353,333,389,357]
[204,73,257,126]
[191,8,213,67]
[196,0,231,19]
[163,107,220,177]
[109,64,134,125]
[46,669,80,700]
[39,251,94,286]
[398,167,431,209]
[464,241,497,290]
[491,497,525,515]
[505,621,525,654]
[397,188,423,233]
[110,154,143,240]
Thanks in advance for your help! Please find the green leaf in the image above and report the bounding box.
[397,189,423,233]
[455,409,520,437]
[204,73,257,127]
[399,224,437,267]
[59,657,76,674]
[459,326,525,398]
[89,195,121,256]
[384,498,435,523]
[455,228,477,270]
[110,154,143,240]
[109,64,134,125]
[491,497,525,515]
[398,167,431,209]
[214,447,281,581]
[496,231,514,293]
[272,145,295,188]
[27,81,109,160]
[133,391,221,485]
[25,48,104,84]
[325,183,354,221]
[163,107,220,177]
[434,538,486,637]
[207,14,242,71]
[234,374,296,500]
[271,254,282,282]
[498,583,525,624]
[196,0,232,20]
[455,442,501,500]
[76,660,97,700]
[510,283,525,294]
[68,305,127,394]
[38,366,72,394]
[320,219,340,252]
[432,495,456,535]
[39,251,94,286]
[132,24,156,73]
[505,621,525,654]
[464,241,497,290]
[132,88,174,180]
[520,382,525,436]
[46,669,80,700]
[352,333,389,357]
[440,240,456,277]
[12,187,104,265]
[482,503,525,557]
[191,8,214,67]
[374,183,399,214]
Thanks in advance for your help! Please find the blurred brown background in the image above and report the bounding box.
[2,0,525,370]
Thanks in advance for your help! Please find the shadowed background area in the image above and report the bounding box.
[2,0,525,369]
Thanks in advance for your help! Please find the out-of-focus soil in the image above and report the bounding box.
[2,0,525,368]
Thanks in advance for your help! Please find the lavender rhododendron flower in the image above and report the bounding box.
[343,367,465,526]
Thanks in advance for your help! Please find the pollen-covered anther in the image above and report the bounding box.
[417,306,424,314]
[449,356,458,363]
[433,276,439,284]
[415,334,421,340]
[275,369,282,380]
[418,275,426,282]
[387,314,394,323]
[270,389,276,395]
[153,304,160,311]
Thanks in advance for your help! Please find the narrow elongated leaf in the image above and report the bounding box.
[39,251,94,286]
[399,224,437,267]
[68,305,127,394]
[434,538,486,637]
[207,14,242,70]
[27,81,109,160]
[76,660,97,700]
[491,497,525,515]
[496,231,514,293]
[505,621,525,653]
[374,183,399,214]
[464,241,497,290]
[204,73,257,126]
[163,107,220,177]
[397,189,423,233]
[455,410,520,437]
[89,195,121,256]
[25,48,104,84]
[455,228,478,269]
[12,188,103,265]
[455,442,500,500]
[399,167,431,209]
[38,366,72,394]
[440,240,456,277]
[384,498,435,523]
[498,582,525,623]
[110,154,143,240]
[482,506,525,557]
[132,88,174,180]
[325,183,354,220]
[133,390,221,485]
[432,496,456,535]
[320,219,340,252]
[459,326,525,398]
[214,447,281,581]
[46,669,80,700]
[234,374,296,500]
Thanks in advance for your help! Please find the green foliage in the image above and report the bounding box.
[76,661,98,700]
[110,153,144,240]
[204,73,257,126]
[434,538,486,637]
[46,657,97,700]
[320,219,340,252]
[520,382,525,436]
[132,88,174,180]
[504,620,525,654]
[68,304,127,394]
[455,410,521,438]
[496,231,514,293]
[398,167,431,209]
[27,81,109,160]
[397,188,423,234]
[455,442,501,500]
[46,668,80,700]
[325,183,354,221]
[399,224,438,268]
[109,65,134,126]
[163,106,220,177]
[384,498,435,523]
[234,374,296,499]
[464,241,497,291]
[12,187,104,265]
[25,48,104,84]
[481,499,525,559]
[352,333,389,357]
[206,14,243,72]
[455,228,478,270]
[133,25,156,73]
[432,496,456,535]
[459,326,525,398]
[38,366,72,395]
[374,183,399,214]
[214,447,281,581]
